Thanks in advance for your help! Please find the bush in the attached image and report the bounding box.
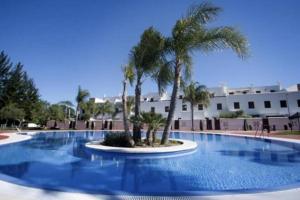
[219,110,251,118]
[102,132,133,147]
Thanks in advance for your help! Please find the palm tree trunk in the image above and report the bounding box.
[152,130,157,146]
[74,104,79,129]
[122,80,130,133]
[161,61,181,145]
[133,77,142,143]
[101,114,104,130]
[122,79,135,146]
[146,128,151,145]
[191,103,194,131]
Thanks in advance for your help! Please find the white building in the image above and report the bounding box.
[90,83,300,121]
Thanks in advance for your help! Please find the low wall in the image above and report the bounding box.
[45,117,299,131]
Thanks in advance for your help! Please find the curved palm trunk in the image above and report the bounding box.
[122,79,135,146]
[122,80,130,133]
[161,62,181,145]
[133,77,142,143]
[191,103,194,131]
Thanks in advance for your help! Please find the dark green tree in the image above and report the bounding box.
[0,103,25,127]
[0,51,12,107]
[31,100,50,126]
[48,104,65,122]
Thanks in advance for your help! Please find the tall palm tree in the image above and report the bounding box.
[161,2,249,144]
[183,82,210,131]
[121,65,135,133]
[75,86,90,128]
[130,27,165,143]
[97,100,114,130]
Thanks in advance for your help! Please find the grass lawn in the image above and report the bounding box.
[278,130,300,135]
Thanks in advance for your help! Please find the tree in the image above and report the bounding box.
[0,51,12,108]
[183,82,210,131]
[21,71,39,120]
[58,101,75,120]
[0,51,41,124]
[130,27,165,143]
[0,103,25,127]
[161,2,249,144]
[126,96,135,116]
[97,101,114,130]
[31,100,50,126]
[80,100,99,122]
[0,61,39,121]
[75,86,90,128]
[140,112,166,145]
[121,65,135,133]
[48,104,65,122]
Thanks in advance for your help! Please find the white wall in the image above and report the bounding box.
[140,91,300,120]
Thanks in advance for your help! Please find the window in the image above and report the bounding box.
[298,99,300,107]
[242,91,247,94]
[280,100,287,108]
[217,103,222,110]
[198,104,203,110]
[234,102,240,109]
[256,91,261,94]
[150,98,154,102]
[150,107,155,113]
[264,101,271,108]
[270,90,275,93]
[144,98,147,101]
[248,101,255,109]
[229,92,234,95]
[165,106,170,112]
[179,95,183,99]
[182,104,187,111]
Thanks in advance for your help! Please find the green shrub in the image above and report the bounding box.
[102,132,133,147]
[219,110,251,118]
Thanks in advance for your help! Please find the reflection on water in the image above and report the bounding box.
[0,131,299,195]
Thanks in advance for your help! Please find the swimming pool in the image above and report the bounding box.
[0,131,299,196]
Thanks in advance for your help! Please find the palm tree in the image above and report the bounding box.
[140,112,166,146]
[97,101,114,130]
[149,113,166,145]
[75,86,90,128]
[130,27,165,143]
[126,96,135,116]
[183,82,210,131]
[161,2,249,144]
[121,65,135,133]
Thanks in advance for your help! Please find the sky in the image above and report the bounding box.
[0,0,299,104]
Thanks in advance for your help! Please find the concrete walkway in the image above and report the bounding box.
[0,131,299,200]
[0,132,31,145]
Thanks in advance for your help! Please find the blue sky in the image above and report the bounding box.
[0,0,299,104]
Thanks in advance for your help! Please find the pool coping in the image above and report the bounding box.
[0,132,32,146]
[0,130,300,200]
[85,138,198,154]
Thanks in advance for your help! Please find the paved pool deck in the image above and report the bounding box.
[0,131,299,200]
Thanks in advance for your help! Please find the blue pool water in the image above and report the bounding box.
[0,131,300,196]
